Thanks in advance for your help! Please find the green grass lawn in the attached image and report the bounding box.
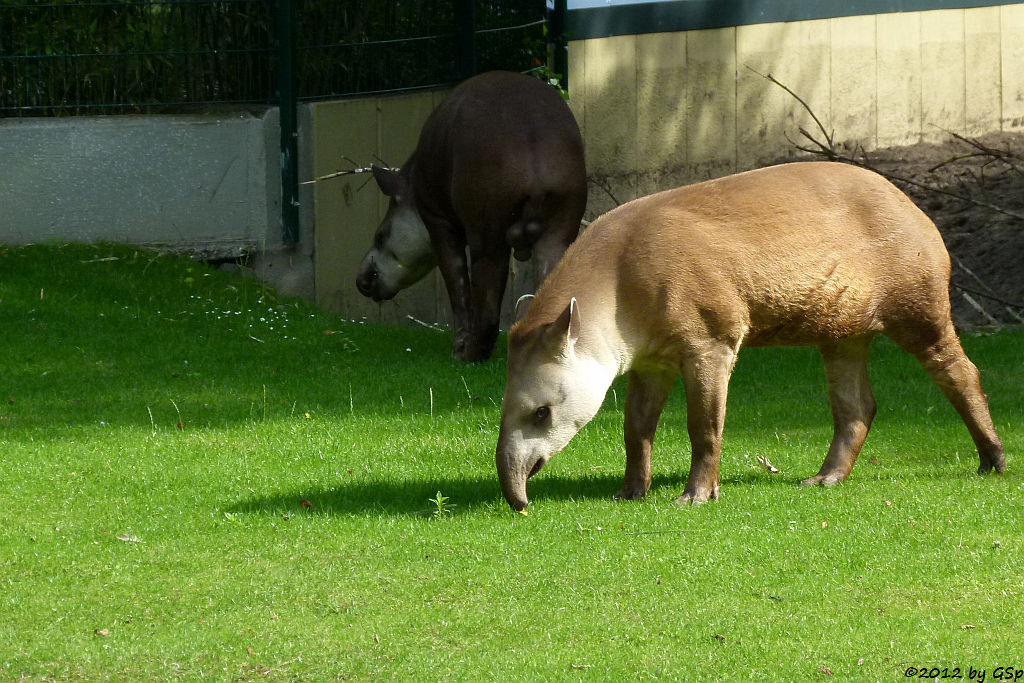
[2,243,1022,680]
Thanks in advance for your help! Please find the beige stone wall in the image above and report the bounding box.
[569,4,1024,215]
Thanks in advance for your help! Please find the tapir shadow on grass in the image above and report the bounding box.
[228,471,690,518]
[225,457,1009,517]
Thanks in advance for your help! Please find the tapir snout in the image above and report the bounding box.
[355,180,437,303]
[495,441,546,511]
[355,258,391,302]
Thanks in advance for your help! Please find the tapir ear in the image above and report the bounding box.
[568,297,582,349]
[372,165,407,198]
[513,294,534,322]
[545,297,581,357]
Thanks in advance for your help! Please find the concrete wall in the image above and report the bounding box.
[0,110,282,258]
[569,4,1024,214]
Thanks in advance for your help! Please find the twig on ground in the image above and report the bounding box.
[951,257,1024,312]
[406,314,445,331]
[952,283,1024,311]
[960,291,1001,327]
[935,128,1024,177]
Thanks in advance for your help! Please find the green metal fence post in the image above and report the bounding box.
[276,0,299,246]
[550,0,568,88]
[455,0,476,81]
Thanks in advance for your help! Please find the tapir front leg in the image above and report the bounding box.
[617,369,676,500]
[802,335,877,486]
[676,344,738,505]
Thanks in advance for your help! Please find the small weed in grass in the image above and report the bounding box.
[1,243,1022,679]
[429,490,456,518]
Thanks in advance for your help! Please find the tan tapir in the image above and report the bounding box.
[496,161,1005,510]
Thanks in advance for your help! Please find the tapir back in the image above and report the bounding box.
[412,71,586,237]
[533,162,951,352]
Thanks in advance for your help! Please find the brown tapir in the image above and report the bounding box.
[356,70,587,362]
[496,161,1005,510]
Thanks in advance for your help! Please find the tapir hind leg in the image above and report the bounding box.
[464,248,510,362]
[618,368,676,500]
[889,322,1005,473]
[802,335,877,486]
[531,197,584,282]
[676,343,739,505]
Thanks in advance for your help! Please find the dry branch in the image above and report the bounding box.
[751,67,1024,223]
[931,128,1024,177]
[588,177,622,207]
[300,158,399,186]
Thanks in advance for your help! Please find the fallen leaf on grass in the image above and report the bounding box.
[116,534,141,543]
[817,665,833,675]
[300,499,313,511]
[94,628,109,637]
[713,634,726,643]
[755,454,780,473]
[517,509,528,517]
[961,624,976,630]
[869,457,880,465]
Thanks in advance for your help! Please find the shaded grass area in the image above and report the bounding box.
[1,243,1022,679]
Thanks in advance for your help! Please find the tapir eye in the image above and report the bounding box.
[533,406,551,424]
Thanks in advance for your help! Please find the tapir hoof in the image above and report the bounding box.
[977,460,1007,475]
[799,473,848,487]
[452,325,499,363]
[977,447,1006,474]
[451,328,492,363]
[674,484,719,506]
[614,484,648,501]
[452,338,493,363]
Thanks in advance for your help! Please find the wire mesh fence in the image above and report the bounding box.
[0,0,552,116]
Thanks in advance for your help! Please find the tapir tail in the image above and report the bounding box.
[506,195,546,260]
